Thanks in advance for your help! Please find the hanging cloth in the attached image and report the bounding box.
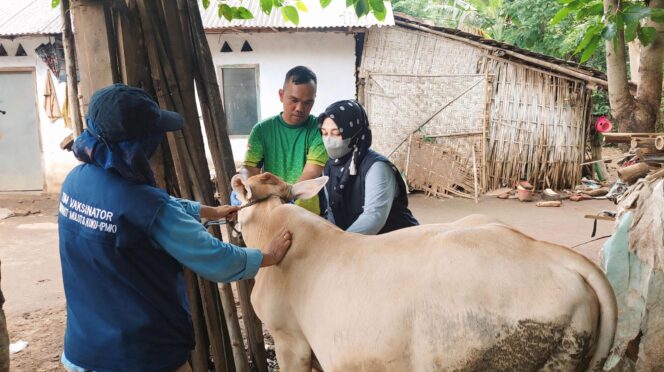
[44,71,62,122]
[61,84,72,130]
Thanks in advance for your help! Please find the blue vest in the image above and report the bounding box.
[324,150,419,234]
[58,164,194,372]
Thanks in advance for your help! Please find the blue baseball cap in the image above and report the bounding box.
[87,83,184,142]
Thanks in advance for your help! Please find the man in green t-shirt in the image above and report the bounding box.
[239,66,328,214]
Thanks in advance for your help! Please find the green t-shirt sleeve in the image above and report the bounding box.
[306,131,328,167]
[244,124,264,168]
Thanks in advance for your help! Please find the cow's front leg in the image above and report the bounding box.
[273,331,312,372]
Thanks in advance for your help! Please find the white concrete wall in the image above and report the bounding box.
[0,31,357,191]
[0,36,79,193]
[206,31,357,163]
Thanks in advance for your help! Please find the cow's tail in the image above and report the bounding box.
[564,252,618,371]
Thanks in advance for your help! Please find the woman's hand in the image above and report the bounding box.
[261,227,292,267]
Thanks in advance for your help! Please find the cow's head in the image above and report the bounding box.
[230,172,328,246]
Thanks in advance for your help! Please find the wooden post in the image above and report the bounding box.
[59,0,84,136]
[70,0,115,114]
[617,162,650,183]
[184,1,269,370]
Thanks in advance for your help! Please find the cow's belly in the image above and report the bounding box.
[314,306,596,372]
[300,248,599,371]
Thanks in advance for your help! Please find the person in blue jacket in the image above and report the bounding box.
[58,84,291,372]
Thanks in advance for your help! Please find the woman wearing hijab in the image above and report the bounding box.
[318,100,419,235]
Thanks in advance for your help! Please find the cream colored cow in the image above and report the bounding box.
[232,173,617,372]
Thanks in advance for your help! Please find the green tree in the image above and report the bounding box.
[552,0,664,132]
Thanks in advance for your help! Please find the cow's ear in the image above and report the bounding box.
[290,176,329,200]
[231,174,252,201]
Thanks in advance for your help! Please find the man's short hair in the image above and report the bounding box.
[284,66,317,86]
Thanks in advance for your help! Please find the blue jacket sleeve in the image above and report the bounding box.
[150,197,263,282]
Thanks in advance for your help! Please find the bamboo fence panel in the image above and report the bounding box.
[480,58,587,190]
[365,74,487,169]
[407,135,482,198]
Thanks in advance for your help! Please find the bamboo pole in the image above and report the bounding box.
[184,1,269,370]
[59,0,84,136]
[135,2,235,371]
[159,2,249,367]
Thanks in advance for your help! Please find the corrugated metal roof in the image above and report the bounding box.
[0,0,393,37]
[0,0,62,36]
[201,0,394,30]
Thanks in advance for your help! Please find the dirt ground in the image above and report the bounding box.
[0,192,617,371]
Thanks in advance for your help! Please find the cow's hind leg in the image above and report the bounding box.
[273,331,312,372]
[539,327,594,372]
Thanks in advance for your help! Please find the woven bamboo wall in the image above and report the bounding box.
[360,27,484,77]
[365,73,487,170]
[360,26,591,193]
[478,58,590,190]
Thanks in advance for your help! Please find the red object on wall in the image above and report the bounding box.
[595,116,612,133]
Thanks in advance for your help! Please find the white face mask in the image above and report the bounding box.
[323,136,352,159]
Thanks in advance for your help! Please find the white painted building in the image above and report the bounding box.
[0,0,393,193]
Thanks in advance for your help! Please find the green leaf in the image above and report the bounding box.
[296,1,308,12]
[354,0,370,17]
[600,23,616,40]
[237,6,254,19]
[51,0,61,8]
[624,20,638,42]
[558,0,583,11]
[260,0,273,14]
[576,3,604,20]
[219,4,233,21]
[638,26,657,46]
[282,5,299,24]
[651,8,664,23]
[580,35,600,63]
[550,8,571,25]
[202,0,210,9]
[369,0,386,13]
[623,4,651,23]
[320,0,332,8]
[369,0,386,20]
[347,0,359,7]
[273,0,283,8]
[574,24,601,54]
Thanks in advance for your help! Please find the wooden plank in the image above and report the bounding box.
[70,0,115,114]
[584,215,616,221]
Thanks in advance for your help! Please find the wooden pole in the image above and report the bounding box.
[617,162,650,183]
[184,1,268,370]
[158,0,249,369]
[70,0,115,114]
[59,0,84,136]
[655,136,664,151]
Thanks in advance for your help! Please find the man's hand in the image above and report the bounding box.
[260,227,292,267]
[200,205,240,221]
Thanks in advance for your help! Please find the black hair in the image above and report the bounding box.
[284,66,317,86]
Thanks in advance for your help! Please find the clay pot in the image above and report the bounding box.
[516,187,533,202]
